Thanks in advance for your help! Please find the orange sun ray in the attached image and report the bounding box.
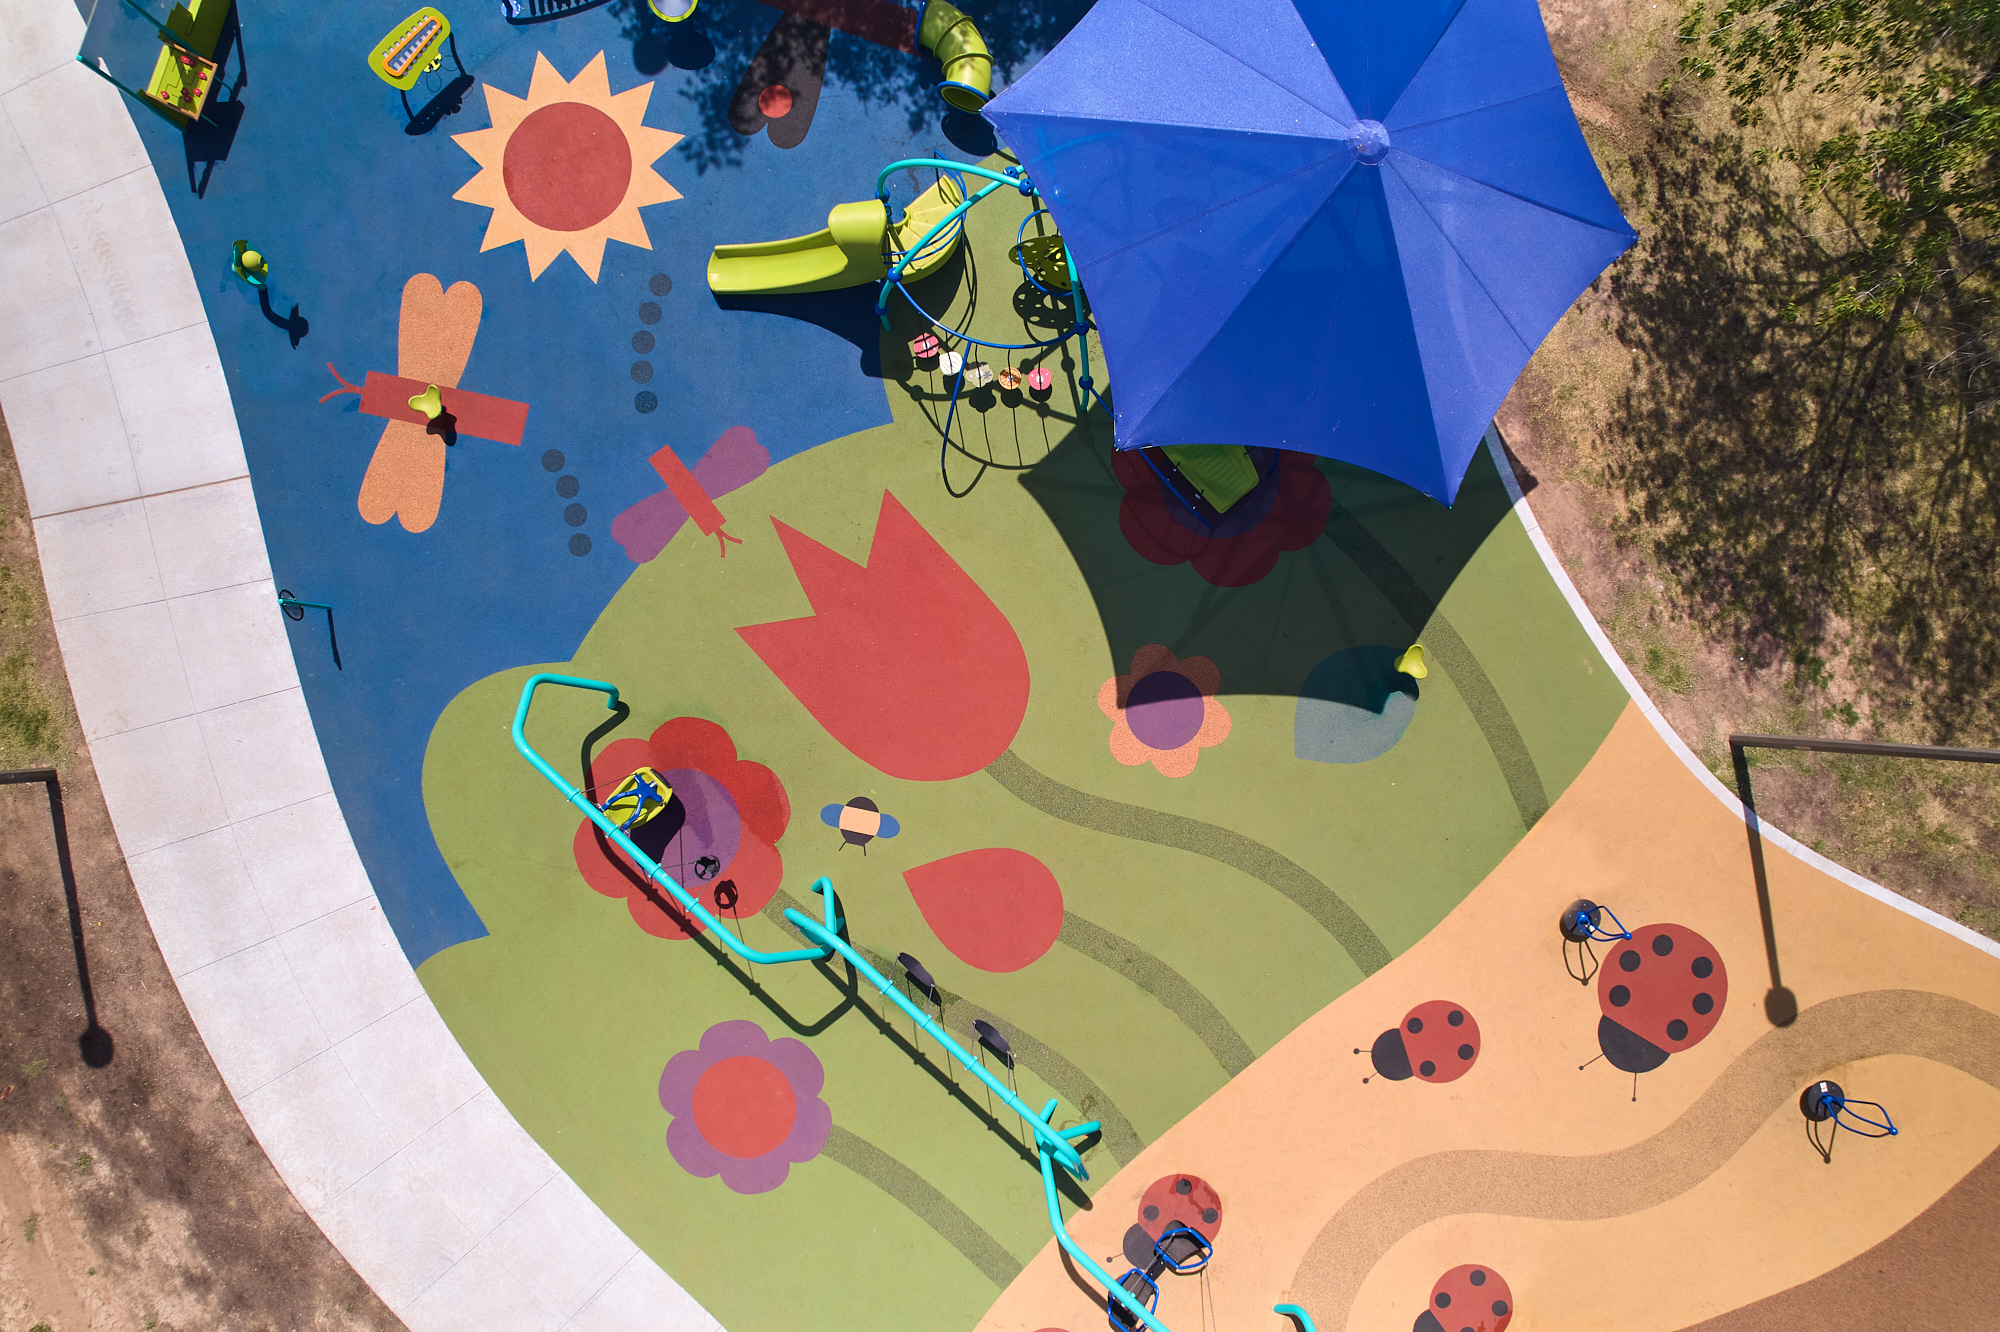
[451,52,684,282]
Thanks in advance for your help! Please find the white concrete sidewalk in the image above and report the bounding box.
[0,4,723,1327]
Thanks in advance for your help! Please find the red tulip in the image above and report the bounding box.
[738,491,1030,780]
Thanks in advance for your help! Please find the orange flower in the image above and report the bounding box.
[1096,645,1231,778]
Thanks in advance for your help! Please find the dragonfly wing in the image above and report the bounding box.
[357,418,446,532]
[397,273,483,388]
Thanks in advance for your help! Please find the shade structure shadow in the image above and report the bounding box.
[2,770,112,1067]
[1014,427,1518,702]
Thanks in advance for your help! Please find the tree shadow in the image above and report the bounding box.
[613,0,1095,174]
[1608,85,2000,741]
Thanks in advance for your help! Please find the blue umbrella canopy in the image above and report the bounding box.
[984,0,1636,503]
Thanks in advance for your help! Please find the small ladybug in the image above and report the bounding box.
[1359,1000,1481,1084]
[1592,923,1727,1078]
[1120,1173,1222,1269]
[1414,1264,1512,1332]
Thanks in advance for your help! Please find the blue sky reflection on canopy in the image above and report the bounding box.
[983,0,1638,504]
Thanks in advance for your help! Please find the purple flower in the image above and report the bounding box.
[658,1020,830,1194]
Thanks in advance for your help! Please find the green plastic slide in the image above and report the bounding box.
[706,173,967,297]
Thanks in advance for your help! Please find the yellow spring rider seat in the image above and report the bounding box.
[598,766,673,833]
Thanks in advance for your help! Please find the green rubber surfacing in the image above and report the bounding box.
[416,180,1630,1332]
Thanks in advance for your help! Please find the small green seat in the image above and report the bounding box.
[1161,444,1260,514]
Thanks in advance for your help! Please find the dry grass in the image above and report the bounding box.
[1504,0,2000,943]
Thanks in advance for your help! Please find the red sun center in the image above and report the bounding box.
[502,101,632,233]
[691,1056,796,1159]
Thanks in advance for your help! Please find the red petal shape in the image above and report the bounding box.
[737,492,1030,781]
[720,756,790,844]
[903,848,1064,973]
[1190,530,1283,587]
[650,717,739,775]
[585,738,655,794]
[1119,488,1207,565]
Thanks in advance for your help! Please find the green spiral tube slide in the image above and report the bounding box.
[919,0,992,112]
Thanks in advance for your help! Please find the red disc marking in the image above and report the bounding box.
[503,101,632,232]
[691,1055,796,1159]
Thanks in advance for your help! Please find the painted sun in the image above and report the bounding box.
[452,52,683,282]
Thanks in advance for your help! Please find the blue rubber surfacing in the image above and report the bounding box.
[119,0,1060,964]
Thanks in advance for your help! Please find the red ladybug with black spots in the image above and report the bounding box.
[1414,1264,1512,1332]
[1119,1173,1222,1270]
[1360,1000,1481,1084]
[1594,923,1727,1076]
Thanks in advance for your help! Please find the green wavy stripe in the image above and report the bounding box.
[1060,910,1255,1077]
[1318,499,1549,828]
[821,1124,1024,1288]
[985,750,1392,976]
[1290,989,2000,1330]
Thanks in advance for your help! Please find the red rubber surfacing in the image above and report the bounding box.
[1596,923,1727,1053]
[691,1056,796,1159]
[1137,1173,1222,1242]
[503,102,631,232]
[903,848,1063,973]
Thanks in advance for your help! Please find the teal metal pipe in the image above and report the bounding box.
[875,156,1026,202]
[1034,1099,1174,1332]
[512,674,1087,1175]
[783,908,1086,1176]
[875,176,1011,326]
[1274,1303,1318,1332]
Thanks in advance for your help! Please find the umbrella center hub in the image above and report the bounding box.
[1348,119,1391,165]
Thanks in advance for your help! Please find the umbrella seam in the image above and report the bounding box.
[1383,155,1538,349]
[1131,0,1358,130]
[1388,148,1638,243]
[1127,173,1364,449]
[1386,83,1563,137]
[1086,150,1354,271]
[1375,0,1475,124]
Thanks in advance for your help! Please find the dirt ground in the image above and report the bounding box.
[0,412,403,1331]
[1503,0,2000,943]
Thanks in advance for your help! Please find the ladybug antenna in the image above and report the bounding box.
[1360,1075,1370,1084]
[1579,1052,1605,1072]
[1632,1072,1640,1103]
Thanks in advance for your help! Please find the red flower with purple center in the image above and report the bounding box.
[659,1020,830,1194]
[572,718,789,940]
[1114,449,1332,588]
